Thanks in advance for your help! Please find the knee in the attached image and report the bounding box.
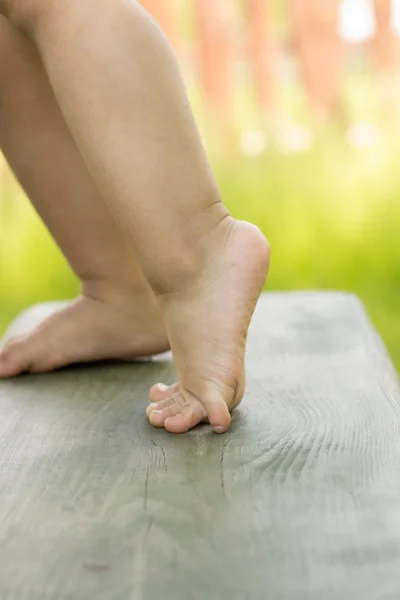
[0,0,53,32]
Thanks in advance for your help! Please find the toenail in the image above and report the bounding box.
[214,426,225,434]
[156,383,169,392]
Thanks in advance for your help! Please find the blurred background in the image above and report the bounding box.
[1,0,400,368]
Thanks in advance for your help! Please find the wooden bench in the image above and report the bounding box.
[1,292,400,599]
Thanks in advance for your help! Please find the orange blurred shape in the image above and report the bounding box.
[248,0,275,114]
[193,0,233,115]
[139,0,177,49]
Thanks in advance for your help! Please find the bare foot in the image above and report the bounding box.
[0,281,169,377]
[146,218,270,434]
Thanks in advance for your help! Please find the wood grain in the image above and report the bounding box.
[1,292,399,600]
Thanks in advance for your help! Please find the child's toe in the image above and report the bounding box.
[0,337,30,377]
[147,387,208,433]
[164,397,207,433]
[149,382,179,403]
[147,392,183,427]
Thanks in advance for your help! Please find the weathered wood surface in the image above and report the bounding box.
[1,292,400,600]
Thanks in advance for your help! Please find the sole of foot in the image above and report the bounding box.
[146,218,270,434]
[0,287,169,377]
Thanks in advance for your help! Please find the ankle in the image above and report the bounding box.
[144,203,235,297]
[81,275,155,308]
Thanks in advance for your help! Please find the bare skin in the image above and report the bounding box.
[1,0,270,433]
[148,220,269,433]
[0,15,169,378]
[0,288,169,377]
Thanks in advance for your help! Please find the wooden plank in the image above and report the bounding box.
[1,292,400,599]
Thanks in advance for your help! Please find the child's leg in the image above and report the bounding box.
[0,15,168,376]
[2,0,270,433]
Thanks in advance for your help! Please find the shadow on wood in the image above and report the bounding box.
[1,293,400,599]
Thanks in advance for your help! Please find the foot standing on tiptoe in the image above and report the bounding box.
[0,0,270,433]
